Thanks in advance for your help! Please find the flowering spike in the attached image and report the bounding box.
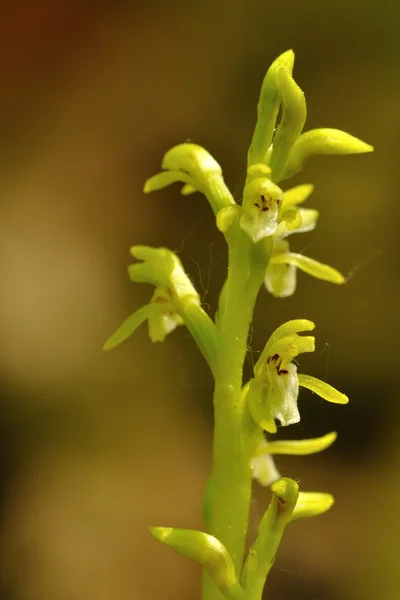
[149,527,245,600]
[279,128,374,181]
[270,252,345,284]
[298,374,349,404]
[291,492,334,521]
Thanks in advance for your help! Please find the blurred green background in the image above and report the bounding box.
[0,1,399,599]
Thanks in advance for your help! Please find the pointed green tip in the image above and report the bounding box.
[149,526,172,542]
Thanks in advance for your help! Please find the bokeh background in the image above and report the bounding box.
[0,2,399,599]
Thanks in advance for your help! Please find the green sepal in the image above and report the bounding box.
[298,373,349,404]
[279,128,374,181]
[291,491,334,521]
[103,304,155,350]
[270,252,345,284]
[150,527,245,600]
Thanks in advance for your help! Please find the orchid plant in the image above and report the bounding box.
[104,50,373,600]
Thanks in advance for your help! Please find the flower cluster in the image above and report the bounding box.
[103,48,373,600]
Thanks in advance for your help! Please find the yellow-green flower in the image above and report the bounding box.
[247,320,348,434]
[265,183,345,297]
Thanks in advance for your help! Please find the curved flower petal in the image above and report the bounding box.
[265,431,337,455]
[103,304,157,350]
[298,373,349,404]
[270,252,345,284]
[291,491,334,521]
[258,319,315,368]
[282,183,314,210]
[144,170,194,193]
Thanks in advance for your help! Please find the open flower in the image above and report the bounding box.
[103,247,199,349]
[239,165,283,243]
[265,183,345,297]
[247,320,348,434]
[103,246,220,369]
[143,143,234,215]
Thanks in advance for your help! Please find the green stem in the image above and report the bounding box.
[202,226,271,600]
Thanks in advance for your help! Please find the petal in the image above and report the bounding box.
[282,183,314,210]
[103,304,155,350]
[280,128,374,181]
[247,379,278,433]
[148,311,183,342]
[268,363,300,427]
[265,431,337,455]
[181,183,197,195]
[298,373,349,404]
[291,492,334,521]
[279,208,303,231]
[251,452,281,487]
[240,177,283,243]
[239,203,279,243]
[269,334,315,360]
[143,170,194,193]
[265,261,297,298]
[270,253,345,284]
[277,208,319,237]
[258,319,315,366]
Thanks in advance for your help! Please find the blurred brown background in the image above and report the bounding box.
[0,1,398,599]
